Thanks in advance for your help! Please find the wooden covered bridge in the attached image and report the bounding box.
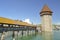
[0,17,37,40]
[0,17,36,32]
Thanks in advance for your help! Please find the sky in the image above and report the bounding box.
[0,0,60,24]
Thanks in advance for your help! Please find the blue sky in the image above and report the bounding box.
[0,0,60,24]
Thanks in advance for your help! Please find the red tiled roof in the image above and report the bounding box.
[40,5,53,16]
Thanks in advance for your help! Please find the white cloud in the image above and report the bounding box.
[23,18,32,24]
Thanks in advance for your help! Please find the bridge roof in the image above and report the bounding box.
[0,17,36,27]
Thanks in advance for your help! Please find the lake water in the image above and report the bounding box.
[0,30,60,40]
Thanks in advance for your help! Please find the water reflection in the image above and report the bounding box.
[41,32,53,40]
[1,31,60,40]
[17,32,53,40]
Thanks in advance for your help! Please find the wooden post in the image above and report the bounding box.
[1,32,5,40]
[12,31,15,40]
[21,30,23,37]
[27,30,29,36]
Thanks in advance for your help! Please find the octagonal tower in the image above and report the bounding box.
[40,5,53,32]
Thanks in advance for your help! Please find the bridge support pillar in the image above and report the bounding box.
[27,30,29,35]
[1,32,5,40]
[12,31,15,40]
[21,30,23,37]
[12,31,19,40]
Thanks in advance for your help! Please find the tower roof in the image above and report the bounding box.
[40,5,53,16]
[41,5,52,12]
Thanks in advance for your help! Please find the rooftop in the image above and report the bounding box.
[40,5,53,16]
[0,17,36,27]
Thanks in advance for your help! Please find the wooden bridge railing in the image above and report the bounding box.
[0,23,36,32]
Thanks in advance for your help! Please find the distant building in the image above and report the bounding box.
[53,25,60,30]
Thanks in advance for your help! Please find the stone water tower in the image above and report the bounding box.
[40,5,53,32]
